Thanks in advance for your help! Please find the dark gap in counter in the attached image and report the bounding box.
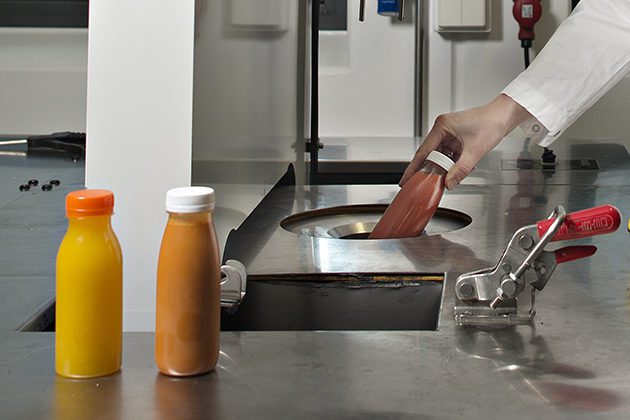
[21,274,445,332]
[222,274,444,331]
[20,299,55,332]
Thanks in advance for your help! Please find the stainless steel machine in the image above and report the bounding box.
[219,180,471,331]
[218,174,622,331]
[193,2,629,335]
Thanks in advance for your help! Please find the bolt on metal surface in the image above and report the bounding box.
[459,283,474,298]
[519,234,534,250]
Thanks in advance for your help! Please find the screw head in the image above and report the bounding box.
[49,179,61,186]
[519,234,534,250]
[500,278,518,297]
[41,184,53,192]
[19,184,30,192]
[28,179,38,186]
[459,283,475,298]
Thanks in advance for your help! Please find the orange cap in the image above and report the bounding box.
[66,189,114,218]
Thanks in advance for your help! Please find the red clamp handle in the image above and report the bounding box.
[537,205,622,242]
[554,245,597,264]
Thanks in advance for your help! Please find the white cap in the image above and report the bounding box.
[166,186,215,213]
[426,151,455,172]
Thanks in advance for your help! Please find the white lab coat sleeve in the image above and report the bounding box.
[502,0,630,147]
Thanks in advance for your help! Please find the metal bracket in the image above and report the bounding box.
[489,206,566,308]
[454,206,566,326]
[220,260,247,314]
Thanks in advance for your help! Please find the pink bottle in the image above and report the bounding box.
[369,151,455,239]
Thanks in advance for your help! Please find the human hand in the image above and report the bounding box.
[400,94,532,189]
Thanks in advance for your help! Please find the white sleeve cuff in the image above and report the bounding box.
[517,115,554,147]
[502,82,565,147]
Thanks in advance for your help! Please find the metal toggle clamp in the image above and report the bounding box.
[454,205,622,327]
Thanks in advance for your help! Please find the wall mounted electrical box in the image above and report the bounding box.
[436,0,491,33]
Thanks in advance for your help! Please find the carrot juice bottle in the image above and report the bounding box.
[369,151,455,239]
[155,187,221,376]
[56,189,123,378]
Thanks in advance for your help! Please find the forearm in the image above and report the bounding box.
[488,94,533,138]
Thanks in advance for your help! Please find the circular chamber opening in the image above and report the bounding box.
[339,232,371,240]
[280,204,472,239]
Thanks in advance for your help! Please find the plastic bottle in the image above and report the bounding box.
[369,151,455,239]
[56,189,123,378]
[155,187,221,376]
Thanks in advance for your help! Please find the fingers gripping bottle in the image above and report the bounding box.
[369,151,455,239]
[56,190,123,378]
[155,187,221,376]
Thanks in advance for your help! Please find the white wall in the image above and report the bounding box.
[192,0,306,249]
[85,0,196,331]
[2,0,629,142]
[0,28,87,134]
[192,0,303,165]
[316,1,579,139]
[565,76,630,141]
[318,0,416,137]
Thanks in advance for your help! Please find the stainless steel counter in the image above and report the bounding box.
[319,135,630,186]
[2,140,630,418]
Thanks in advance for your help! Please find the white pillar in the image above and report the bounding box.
[85,0,195,331]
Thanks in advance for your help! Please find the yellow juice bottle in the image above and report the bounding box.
[56,189,123,378]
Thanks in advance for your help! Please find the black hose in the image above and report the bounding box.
[524,46,531,68]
